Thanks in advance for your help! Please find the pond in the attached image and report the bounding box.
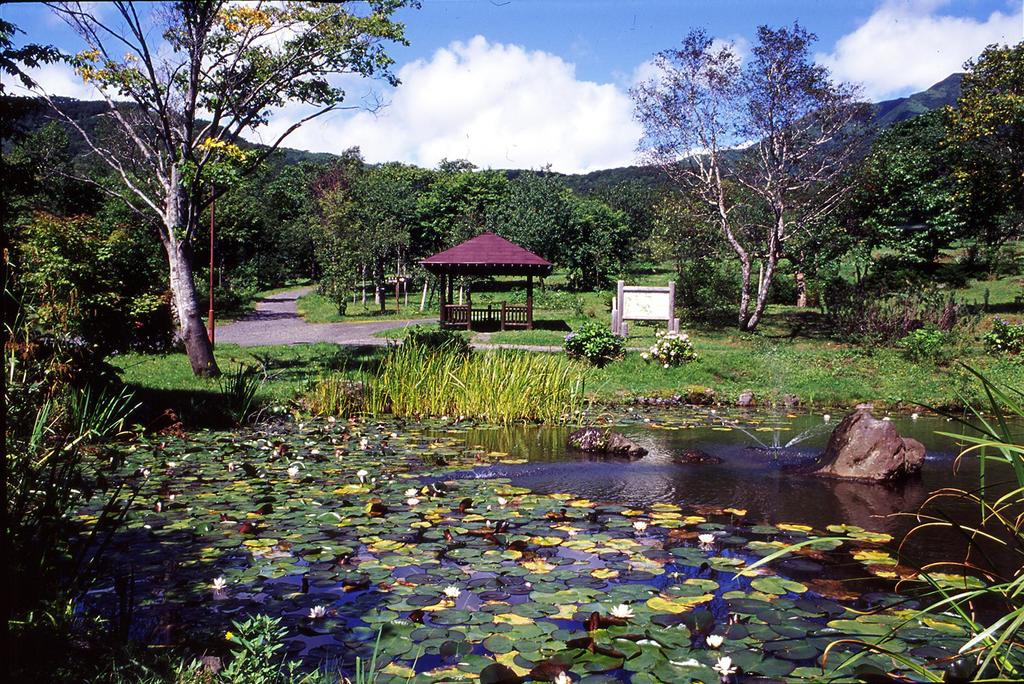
[441,409,999,568]
[74,408,1022,683]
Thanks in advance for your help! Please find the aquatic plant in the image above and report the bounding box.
[304,372,369,418]
[368,343,586,423]
[219,363,264,424]
[66,384,140,441]
[898,368,1024,679]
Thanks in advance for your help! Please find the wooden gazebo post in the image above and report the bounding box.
[438,273,447,325]
[526,275,533,330]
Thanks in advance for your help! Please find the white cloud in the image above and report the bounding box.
[255,35,642,173]
[17,61,104,100]
[817,0,1023,100]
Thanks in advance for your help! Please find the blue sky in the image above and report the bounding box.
[3,0,1022,172]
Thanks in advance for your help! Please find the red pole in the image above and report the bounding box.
[208,193,215,348]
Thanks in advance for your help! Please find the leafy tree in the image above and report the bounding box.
[947,41,1024,252]
[356,163,428,310]
[855,111,962,262]
[591,179,660,265]
[563,196,631,289]
[489,171,572,262]
[415,162,508,256]
[311,149,366,316]
[38,1,416,376]
[634,24,866,331]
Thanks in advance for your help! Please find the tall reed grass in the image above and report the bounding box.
[365,343,586,424]
[304,373,369,417]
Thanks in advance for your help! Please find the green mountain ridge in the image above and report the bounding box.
[1,72,963,193]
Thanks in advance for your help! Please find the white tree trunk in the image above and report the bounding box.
[164,176,219,376]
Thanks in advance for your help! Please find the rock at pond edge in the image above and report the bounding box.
[672,449,722,465]
[567,427,648,459]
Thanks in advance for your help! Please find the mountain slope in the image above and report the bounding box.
[2,73,965,193]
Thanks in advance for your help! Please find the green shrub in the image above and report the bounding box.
[984,317,1024,355]
[404,325,471,355]
[564,322,623,367]
[899,326,955,364]
[641,330,697,367]
[222,615,302,684]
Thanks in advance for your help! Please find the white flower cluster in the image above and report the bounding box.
[640,330,696,368]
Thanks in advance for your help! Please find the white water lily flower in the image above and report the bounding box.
[211,577,227,592]
[706,634,724,648]
[566,528,579,537]
[823,414,831,422]
[713,656,737,676]
[632,521,648,534]
[308,605,327,620]
[356,469,368,483]
[287,465,300,479]
[327,416,337,423]
[497,496,508,507]
[911,412,919,420]
[698,533,716,547]
[553,672,572,684]
[405,488,419,498]
[443,585,461,600]
[609,604,634,619]
[359,438,368,449]
[406,497,420,506]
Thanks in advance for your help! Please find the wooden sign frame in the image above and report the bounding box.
[611,280,679,336]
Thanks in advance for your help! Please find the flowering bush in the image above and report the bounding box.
[641,330,697,368]
[984,317,1024,355]
[564,322,624,367]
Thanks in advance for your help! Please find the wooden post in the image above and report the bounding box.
[615,280,625,335]
[438,273,447,326]
[419,279,428,312]
[501,302,507,331]
[395,278,400,313]
[466,285,472,331]
[526,275,534,330]
[668,280,678,333]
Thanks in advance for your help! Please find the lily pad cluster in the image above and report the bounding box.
[74,416,979,682]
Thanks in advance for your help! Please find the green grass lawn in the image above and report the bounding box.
[121,257,1022,422]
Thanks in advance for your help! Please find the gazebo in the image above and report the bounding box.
[420,232,553,331]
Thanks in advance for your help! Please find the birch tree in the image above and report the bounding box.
[39,1,415,375]
[633,24,866,331]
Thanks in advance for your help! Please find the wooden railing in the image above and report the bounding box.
[442,303,531,330]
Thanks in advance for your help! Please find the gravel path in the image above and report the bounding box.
[216,287,430,347]
[217,287,582,353]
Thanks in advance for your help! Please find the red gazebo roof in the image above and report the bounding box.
[421,232,552,276]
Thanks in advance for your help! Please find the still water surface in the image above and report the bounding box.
[441,409,1021,567]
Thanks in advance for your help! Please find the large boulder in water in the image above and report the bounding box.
[568,427,647,459]
[815,410,925,482]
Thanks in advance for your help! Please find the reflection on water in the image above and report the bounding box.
[441,410,1018,567]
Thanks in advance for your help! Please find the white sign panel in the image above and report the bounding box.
[622,290,672,321]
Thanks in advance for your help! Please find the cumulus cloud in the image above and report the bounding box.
[256,35,642,173]
[817,0,1023,100]
[16,61,104,100]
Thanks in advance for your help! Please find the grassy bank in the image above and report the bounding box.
[112,336,1024,423]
